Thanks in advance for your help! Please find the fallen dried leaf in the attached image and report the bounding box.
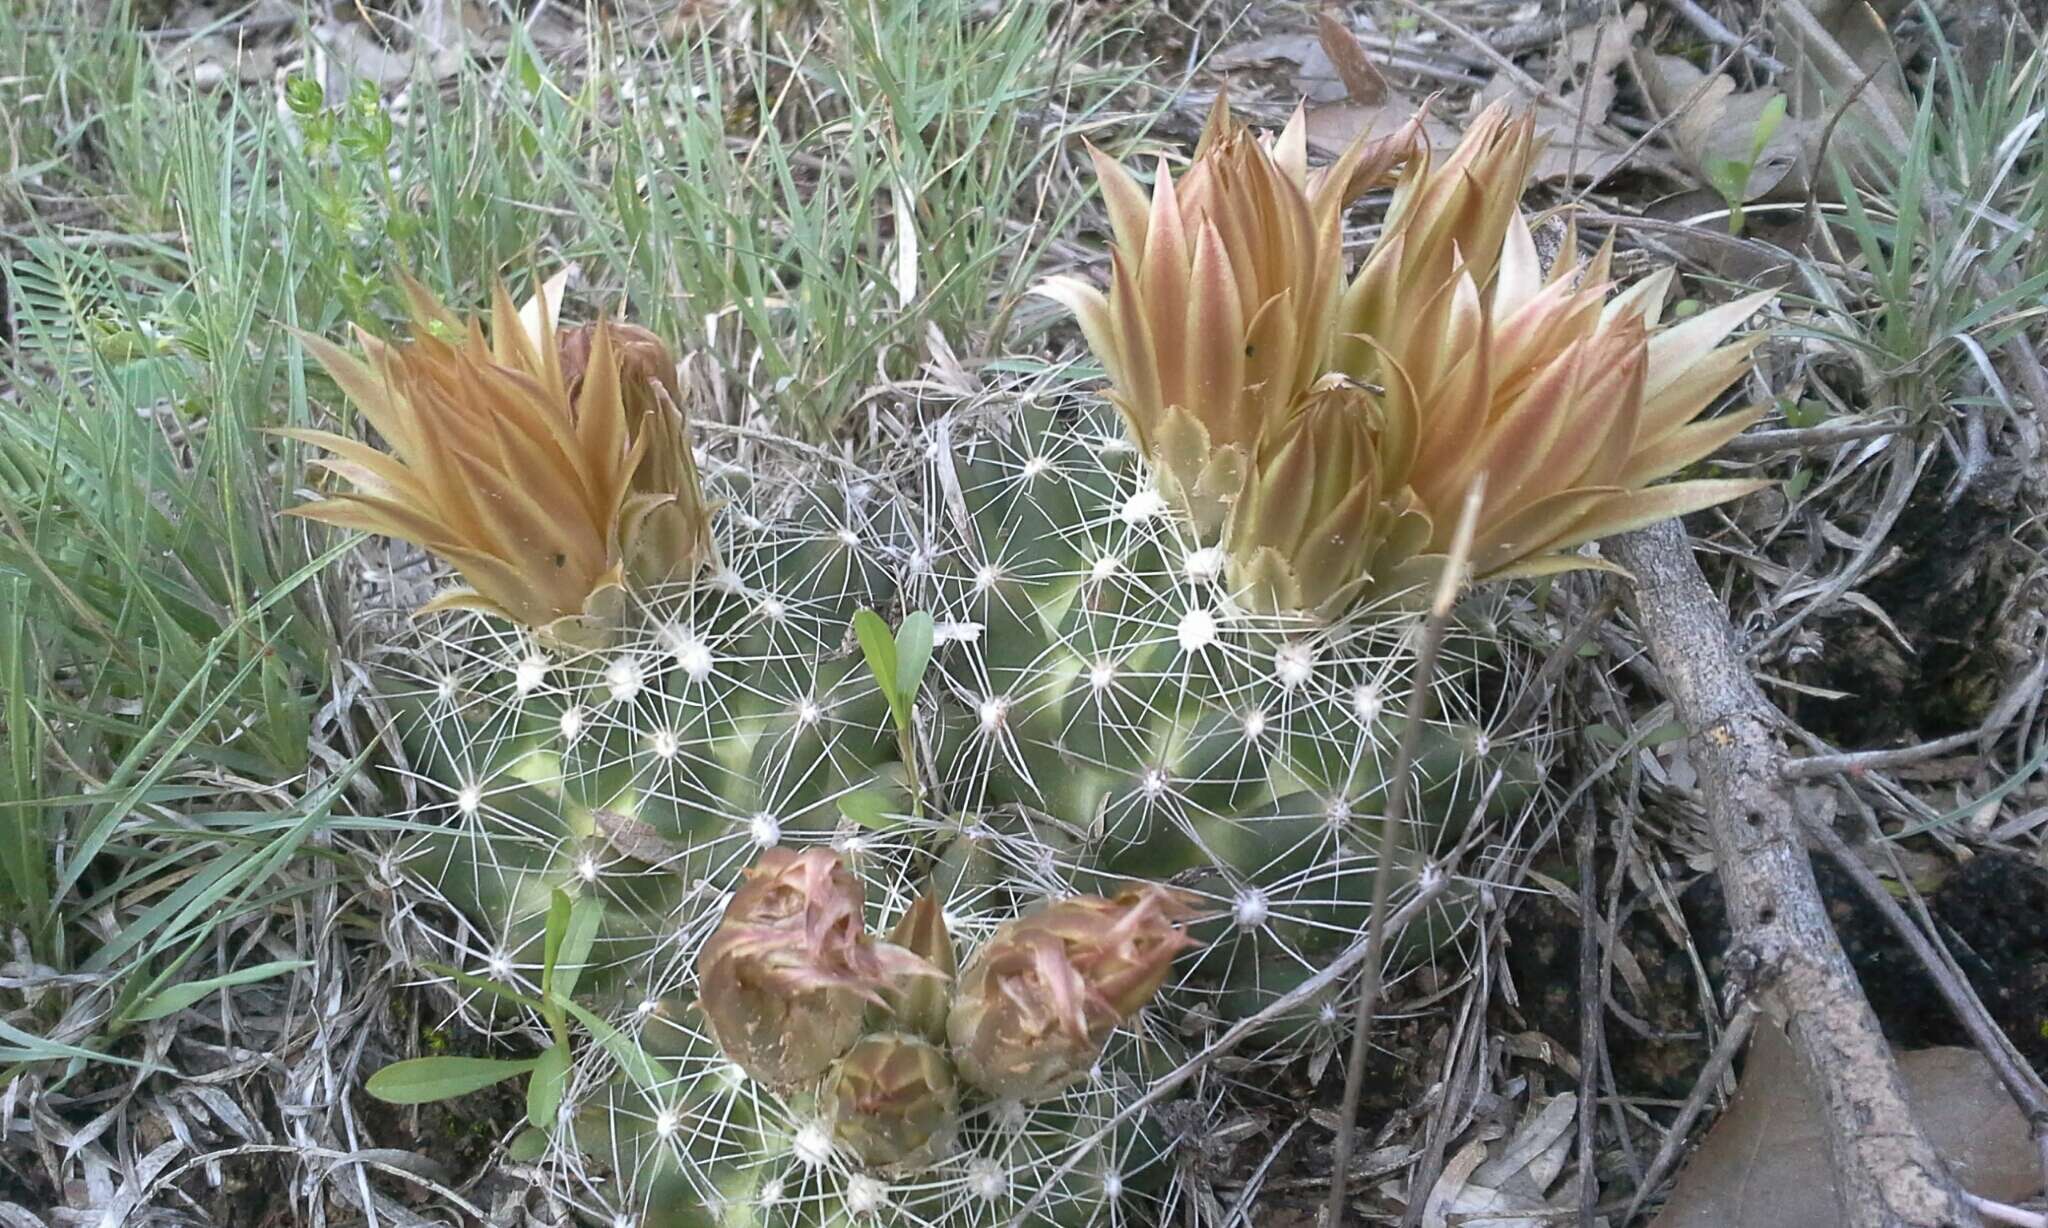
[1316,10,1388,104]
[1475,5,1643,184]
[1303,99,1459,159]
[1650,1025,2040,1227]
[1631,0,1910,206]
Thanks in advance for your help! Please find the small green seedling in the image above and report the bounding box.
[366,889,663,1153]
[849,608,936,825]
[1704,94,1788,236]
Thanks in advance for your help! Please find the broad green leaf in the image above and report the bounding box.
[838,788,900,831]
[894,611,935,716]
[365,1056,538,1104]
[526,1042,569,1128]
[507,1127,549,1162]
[853,608,899,722]
[128,960,310,1022]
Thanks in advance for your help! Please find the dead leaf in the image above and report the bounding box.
[1650,1025,2040,1228]
[1316,10,1388,104]
[1303,100,1459,159]
[591,808,680,865]
[1475,5,1644,184]
[1631,1,1910,206]
[1211,33,1351,105]
[1420,1094,1579,1228]
[311,0,495,93]
[1777,0,1914,128]
[1633,54,1815,202]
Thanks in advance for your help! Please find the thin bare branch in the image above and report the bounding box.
[1325,479,1484,1228]
[1610,518,1980,1228]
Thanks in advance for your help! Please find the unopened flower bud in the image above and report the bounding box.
[697,848,938,1087]
[560,321,716,586]
[824,1033,958,1170]
[878,894,955,1043]
[948,885,1196,1101]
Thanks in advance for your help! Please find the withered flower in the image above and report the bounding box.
[947,885,1195,1101]
[696,848,937,1087]
[280,274,714,648]
[823,1033,958,1169]
[1037,93,1417,534]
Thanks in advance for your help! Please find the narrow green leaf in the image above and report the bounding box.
[0,1017,164,1071]
[1750,93,1788,161]
[561,999,671,1094]
[542,889,572,995]
[365,1056,538,1105]
[1584,723,1625,748]
[526,1043,569,1128]
[128,959,311,1022]
[551,894,605,1002]
[853,608,900,721]
[421,962,546,1013]
[1643,721,1689,749]
[894,611,935,716]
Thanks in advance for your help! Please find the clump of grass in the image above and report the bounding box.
[583,0,1141,437]
[1809,32,2048,433]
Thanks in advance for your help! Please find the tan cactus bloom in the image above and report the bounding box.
[823,1033,959,1170]
[1037,94,1417,535]
[1044,97,1771,610]
[1336,106,1771,578]
[1223,376,1437,616]
[280,275,715,648]
[947,885,1195,1102]
[1334,102,1542,383]
[558,322,717,586]
[696,848,938,1087]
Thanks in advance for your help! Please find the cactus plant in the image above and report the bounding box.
[923,95,1769,1041]
[301,93,1771,1228]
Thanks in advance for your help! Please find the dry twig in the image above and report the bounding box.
[1326,481,1485,1227]
[1610,518,1981,1228]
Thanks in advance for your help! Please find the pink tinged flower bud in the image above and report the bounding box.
[824,1033,959,1170]
[696,848,939,1087]
[947,885,1197,1101]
